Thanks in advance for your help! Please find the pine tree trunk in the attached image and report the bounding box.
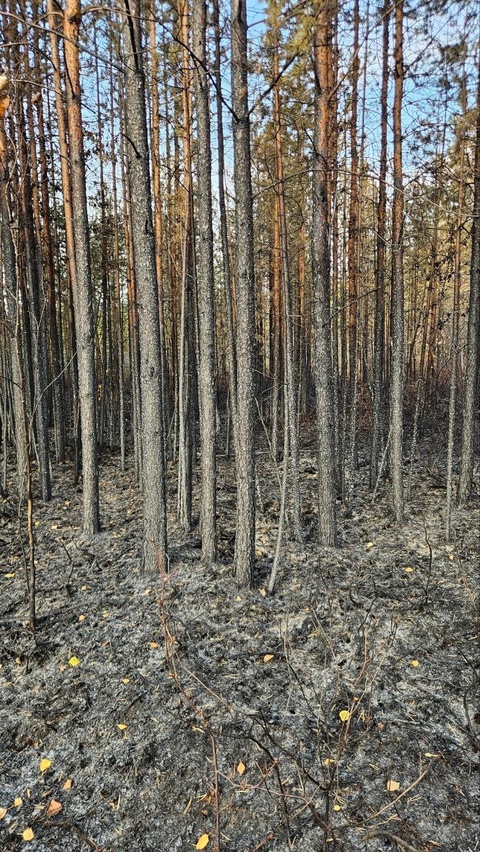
[177,0,195,532]
[35,83,66,464]
[446,76,466,540]
[312,0,337,547]
[370,3,389,489]
[0,78,28,494]
[193,0,217,564]
[149,6,170,464]
[213,0,237,445]
[123,0,167,569]
[389,0,404,524]
[272,29,302,543]
[231,0,256,586]
[63,0,100,538]
[458,67,480,505]
[17,93,51,502]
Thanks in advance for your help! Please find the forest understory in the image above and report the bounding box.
[0,433,479,852]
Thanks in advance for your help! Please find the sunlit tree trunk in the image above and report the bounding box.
[370,2,389,489]
[63,0,100,537]
[121,117,142,481]
[149,5,170,459]
[458,66,480,505]
[177,0,195,532]
[193,0,217,564]
[389,0,404,524]
[271,196,282,464]
[48,0,81,470]
[345,0,360,506]
[446,70,466,540]
[123,0,167,568]
[232,0,256,585]
[272,16,302,542]
[213,0,237,447]
[312,0,337,546]
[109,45,126,470]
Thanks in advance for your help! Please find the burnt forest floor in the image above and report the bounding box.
[0,431,479,852]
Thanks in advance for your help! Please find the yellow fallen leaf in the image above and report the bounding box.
[0,807,7,819]
[68,656,80,667]
[117,724,127,731]
[46,799,62,816]
[22,828,35,841]
[387,779,400,792]
[424,752,439,758]
[14,797,23,807]
[78,615,85,622]
[63,779,73,791]
[237,761,246,775]
[339,710,350,722]
[39,758,52,773]
[149,642,159,649]
[365,541,374,549]
[263,654,274,663]
[4,573,15,579]
[404,566,414,573]
[333,803,341,811]
[121,678,130,684]
[411,659,420,667]
[195,834,209,850]
[323,758,335,766]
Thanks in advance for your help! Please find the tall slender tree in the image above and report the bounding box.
[389,0,404,524]
[213,0,237,448]
[176,0,195,532]
[312,0,337,547]
[446,66,467,539]
[192,0,217,564]
[0,74,28,495]
[231,0,256,585]
[370,1,389,489]
[123,0,167,569]
[458,65,480,505]
[63,0,100,537]
[271,3,302,543]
